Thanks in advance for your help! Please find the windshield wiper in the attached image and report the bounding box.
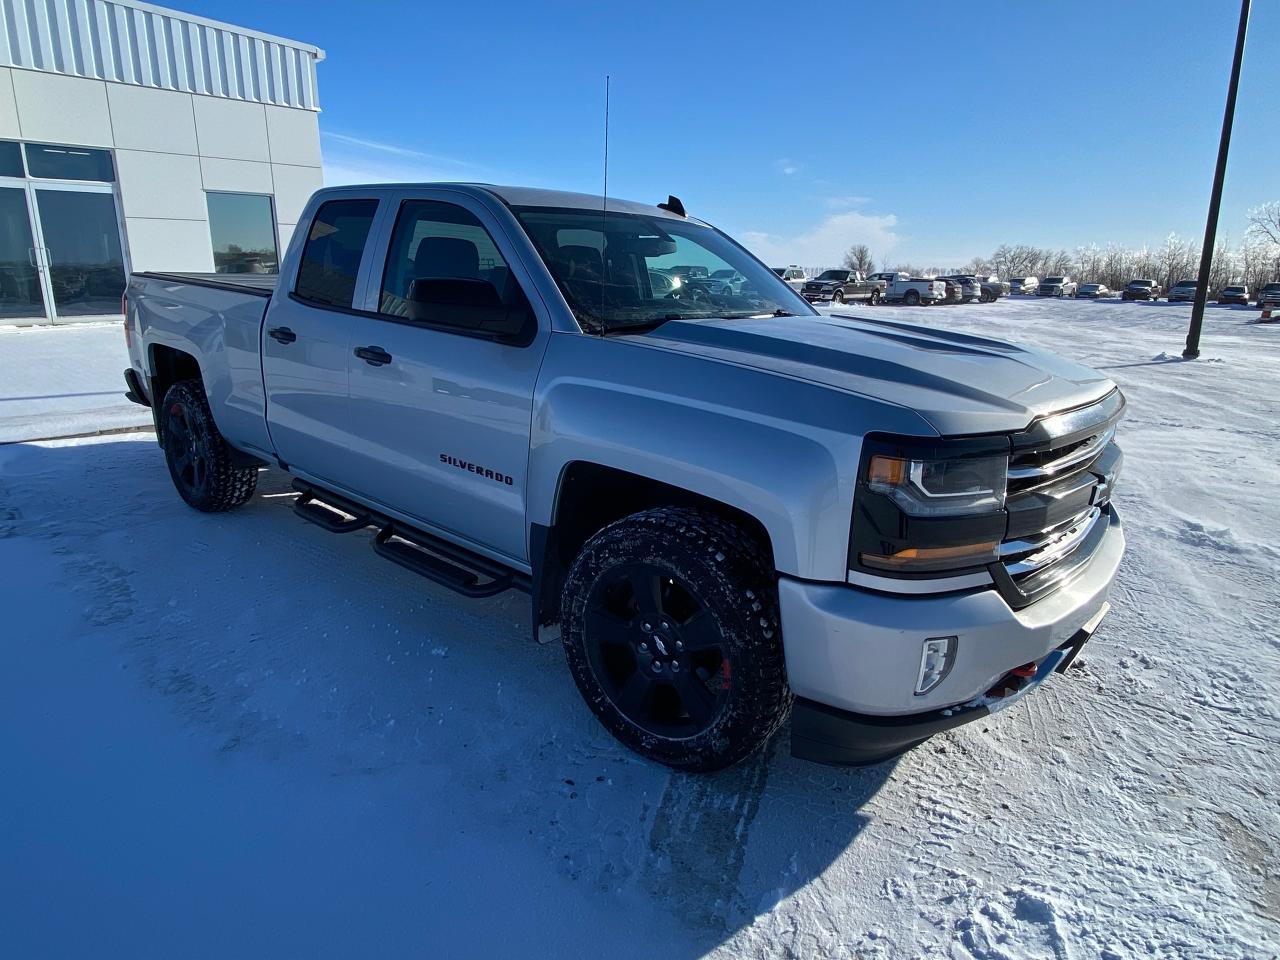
[772,309,796,317]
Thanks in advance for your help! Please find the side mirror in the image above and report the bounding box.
[407,278,534,343]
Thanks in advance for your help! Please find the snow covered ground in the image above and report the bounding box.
[0,321,151,444]
[0,299,1276,958]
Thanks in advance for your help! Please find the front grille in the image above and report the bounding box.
[996,391,1125,607]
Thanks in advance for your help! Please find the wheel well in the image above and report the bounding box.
[531,461,775,629]
[149,344,201,407]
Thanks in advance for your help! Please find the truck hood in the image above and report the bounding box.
[625,313,1115,436]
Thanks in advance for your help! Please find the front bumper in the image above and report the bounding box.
[780,510,1124,762]
[803,289,836,302]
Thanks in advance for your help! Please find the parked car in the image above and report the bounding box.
[1008,277,1038,295]
[1121,279,1161,301]
[878,272,947,304]
[936,278,964,304]
[1258,282,1280,307]
[1167,279,1198,303]
[1038,276,1078,297]
[706,269,748,296]
[941,275,982,303]
[1076,283,1110,299]
[124,182,1126,772]
[971,275,1009,302]
[801,269,883,305]
[772,265,809,291]
[1216,284,1249,305]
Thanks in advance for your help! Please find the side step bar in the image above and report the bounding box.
[290,480,529,599]
[293,489,372,533]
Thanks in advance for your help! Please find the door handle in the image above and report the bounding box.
[354,345,393,366]
[268,326,297,344]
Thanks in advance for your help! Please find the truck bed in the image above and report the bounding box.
[131,272,275,297]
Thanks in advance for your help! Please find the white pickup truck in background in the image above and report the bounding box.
[877,272,947,305]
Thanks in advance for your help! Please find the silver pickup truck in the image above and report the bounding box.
[124,183,1126,772]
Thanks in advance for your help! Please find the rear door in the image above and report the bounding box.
[342,190,550,564]
[262,197,378,482]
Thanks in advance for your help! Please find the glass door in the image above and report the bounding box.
[30,185,127,320]
[0,185,48,321]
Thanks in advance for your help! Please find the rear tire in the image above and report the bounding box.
[161,379,258,512]
[904,289,921,306]
[560,507,791,772]
[979,290,992,303]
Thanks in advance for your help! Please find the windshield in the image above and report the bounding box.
[514,207,812,331]
[1130,280,1153,286]
[1175,280,1196,288]
[1081,284,1100,290]
[1045,277,1065,284]
[816,270,850,281]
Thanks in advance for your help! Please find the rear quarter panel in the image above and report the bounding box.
[129,276,273,455]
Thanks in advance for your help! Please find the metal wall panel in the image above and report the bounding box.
[0,0,322,110]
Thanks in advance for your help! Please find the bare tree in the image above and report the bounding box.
[1246,202,1280,247]
[842,244,875,274]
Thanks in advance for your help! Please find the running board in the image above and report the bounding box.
[290,480,528,599]
[293,489,372,533]
[373,526,517,598]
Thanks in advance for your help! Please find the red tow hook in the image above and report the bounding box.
[1009,662,1038,679]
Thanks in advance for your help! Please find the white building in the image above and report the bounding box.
[0,0,323,325]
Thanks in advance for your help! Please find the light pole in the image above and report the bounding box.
[1184,0,1251,359]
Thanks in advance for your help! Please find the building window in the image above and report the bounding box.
[23,143,114,181]
[206,192,280,275]
[0,141,24,178]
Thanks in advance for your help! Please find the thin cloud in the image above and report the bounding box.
[825,195,871,209]
[775,158,801,176]
[321,130,490,186]
[740,210,901,268]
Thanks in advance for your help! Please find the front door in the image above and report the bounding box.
[30,185,127,320]
[343,194,549,564]
[0,186,47,321]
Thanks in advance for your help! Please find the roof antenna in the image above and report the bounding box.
[600,74,610,335]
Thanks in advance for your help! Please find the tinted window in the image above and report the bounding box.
[207,192,279,274]
[295,199,377,308]
[380,199,527,335]
[0,140,23,177]
[24,143,114,181]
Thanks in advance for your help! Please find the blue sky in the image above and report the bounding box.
[184,0,1277,268]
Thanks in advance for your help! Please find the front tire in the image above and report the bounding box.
[832,290,845,304]
[869,289,881,305]
[161,380,258,512]
[560,507,791,772]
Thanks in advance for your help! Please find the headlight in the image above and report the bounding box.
[866,453,1007,517]
[850,435,1011,578]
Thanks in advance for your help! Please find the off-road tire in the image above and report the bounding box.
[161,379,258,512]
[904,289,921,306]
[560,507,792,772]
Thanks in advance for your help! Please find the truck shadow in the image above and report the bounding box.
[3,437,896,959]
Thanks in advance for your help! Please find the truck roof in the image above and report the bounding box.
[312,182,701,224]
